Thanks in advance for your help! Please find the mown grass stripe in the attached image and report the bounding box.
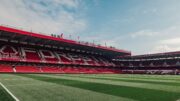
[45,74,180,93]
[98,74,180,81]
[7,75,136,101]
[80,74,180,81]
[68,74,180,83]
[0,82,15,101]
[77,74,180,81]
[62,74,180,87]
[19,74,180,101]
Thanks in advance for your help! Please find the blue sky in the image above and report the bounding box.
[0,0,180,55]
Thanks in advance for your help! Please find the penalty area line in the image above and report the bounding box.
[0,82,20,101]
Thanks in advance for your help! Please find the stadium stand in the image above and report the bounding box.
[0,25,180,75]
[0,25,128,74]
[114,52,180,75]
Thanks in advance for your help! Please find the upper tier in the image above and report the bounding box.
[0,25,131,58]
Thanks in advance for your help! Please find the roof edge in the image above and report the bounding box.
[0,25,131,54]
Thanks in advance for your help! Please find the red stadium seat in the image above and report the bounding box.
[56,52,72,64]
[15,66,40,73]
[40,50,59,63]
[41,66,60,73]
[0,64,13,73]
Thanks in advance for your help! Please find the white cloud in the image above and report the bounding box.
[130,26,180,38]
[130,30,159,38]
[145,26,180,54]
[0,0,87,37]
[151,45,172,53]
[122,25,180,54]
[149,26,180,53]
[160,37,180,45]
[53,0,79,8]
[151,45,180,53]
[149,37,180,53]
[83,25,180,55]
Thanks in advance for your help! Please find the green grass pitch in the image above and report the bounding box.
[0,74,180,101]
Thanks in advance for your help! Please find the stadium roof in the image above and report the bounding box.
[0,25,131,58]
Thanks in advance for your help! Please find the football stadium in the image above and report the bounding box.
[0,25,180,101]
[0,0,180,101]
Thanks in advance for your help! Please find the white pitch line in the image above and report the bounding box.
[0,82,20,101]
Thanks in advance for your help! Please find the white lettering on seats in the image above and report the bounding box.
[0,45,18,55]
[0,45,19,59]
[39,50,55,59]
[56,52,72,62]
[21,47,41,60]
